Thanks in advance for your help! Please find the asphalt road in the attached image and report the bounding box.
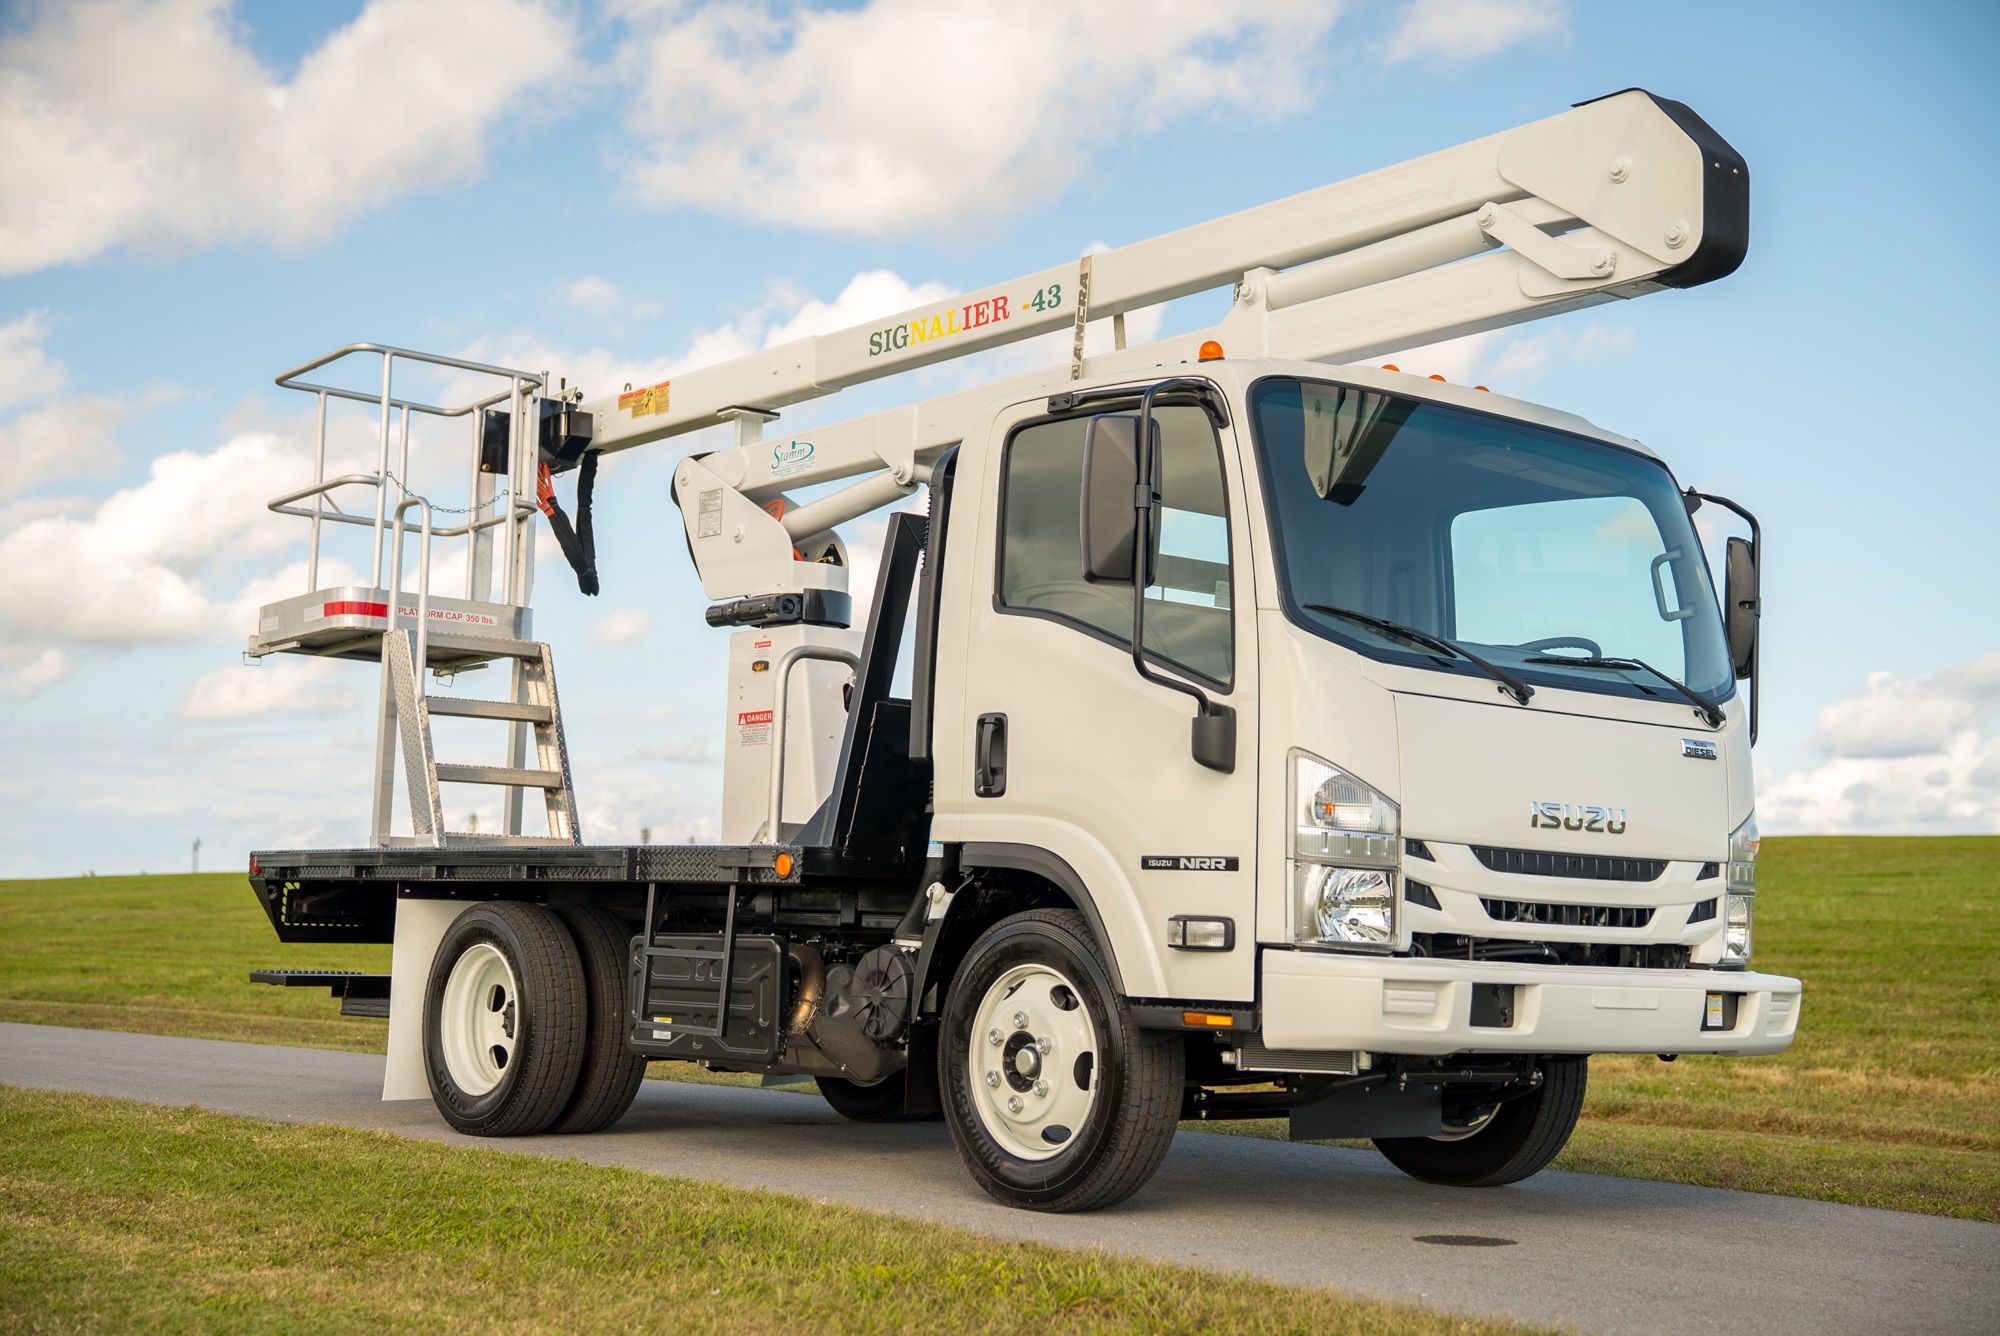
[3,1022,1994,1335]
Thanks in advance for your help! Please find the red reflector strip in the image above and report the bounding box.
[319,601,388,618]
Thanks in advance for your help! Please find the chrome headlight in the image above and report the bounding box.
[1291,750,1399,950]
[1721,812,1758,966]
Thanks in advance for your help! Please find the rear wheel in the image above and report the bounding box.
[547,904,650,1134]
[941,909,1182,1212]
[1373,1057,1588,1186]
[424,901,586,1137]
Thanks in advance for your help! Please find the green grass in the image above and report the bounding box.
[0,1086,1533,1336]
[3,837,1996,1220]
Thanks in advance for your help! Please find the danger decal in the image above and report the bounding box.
[737,709,773,747]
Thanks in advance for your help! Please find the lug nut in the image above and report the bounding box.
[1007,1096,1023,1113]
[1012,1011,1029,1029]
[1035,1038,1053,1055]
[985,1071,1000,1088]
[987,1028,1002,1046]
[1033,1080,1048,1097]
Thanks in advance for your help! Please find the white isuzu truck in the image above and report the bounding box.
[248,89,1801,1212]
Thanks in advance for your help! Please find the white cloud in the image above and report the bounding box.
[631,735,719,766]
[0,313,67,411]
[612,0,1341,235]
[467,267,953,404]
[593,607,652,646]
[1811,655,2000,759]
[0,0,576,275]
[0,431,302,649]
[565,276,624,319]
[1381,0,1568,66]
[1760,653,2000,833]
[176,658,360,721]
[0,393,136,502]
[1,648,75,699]
[1370,319,1633,392]
[0,312,152,500]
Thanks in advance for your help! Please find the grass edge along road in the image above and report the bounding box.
[1,836,1994,1222]
[0,1086,1538,1336]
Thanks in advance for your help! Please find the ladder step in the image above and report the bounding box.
[434,763,565,789]
[424,696,552,723]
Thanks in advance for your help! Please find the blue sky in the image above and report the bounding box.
[2,0,1996,877]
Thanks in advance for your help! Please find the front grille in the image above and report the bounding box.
[1414,933,1692,969]
[1688,897,1719,923]
[1471,845,1668,882]
[1482,898,1655,929]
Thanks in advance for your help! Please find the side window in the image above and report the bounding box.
[997,405,1233,686]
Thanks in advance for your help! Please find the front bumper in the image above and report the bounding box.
[1261,949,1801,1057]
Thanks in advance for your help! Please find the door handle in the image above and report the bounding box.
[975,712,1007,798]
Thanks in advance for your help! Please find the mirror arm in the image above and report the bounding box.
[1128,379,1236,773]
[1694,491,1762,745]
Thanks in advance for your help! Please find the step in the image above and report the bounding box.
[433,763,565,789]
[423,696,553,724]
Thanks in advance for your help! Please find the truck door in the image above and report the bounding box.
[943,394,1259,1003]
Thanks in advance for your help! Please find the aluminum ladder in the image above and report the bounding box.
[382,629,581,847]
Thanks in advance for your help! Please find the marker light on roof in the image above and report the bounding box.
[1429,374,1446,382]
[1198,340,1224,361]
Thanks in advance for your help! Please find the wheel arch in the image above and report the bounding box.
[926,844,1128,999]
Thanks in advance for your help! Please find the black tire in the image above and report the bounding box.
[1373,1057,1588,1186]
[546,904,650,1134]
[940,909,1182,1212]
[423,901,587,1137]
[819,1069,935,1123]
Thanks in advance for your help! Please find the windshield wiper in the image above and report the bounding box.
[1302,604,1533,705]
[1524,655,1724,727]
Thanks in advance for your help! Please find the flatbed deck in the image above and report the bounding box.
[248,842,923,944]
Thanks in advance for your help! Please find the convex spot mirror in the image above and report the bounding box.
[1079,413,1160,585]
[1724,536,1759,679]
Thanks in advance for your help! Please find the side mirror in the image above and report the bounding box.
[1079,413,1158,584]
[1724,536,1759,678]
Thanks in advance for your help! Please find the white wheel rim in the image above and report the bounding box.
[1432,1104,1500,1142]
[968,962,1100,1161]
[440,942,519,1097]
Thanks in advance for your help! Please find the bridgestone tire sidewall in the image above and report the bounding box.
[546,903,651,1135]
[423,902,585,1137]
[941,911,1147,1208]
[1373,1057,1589,1187]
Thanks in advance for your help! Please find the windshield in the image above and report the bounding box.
[1249,378,1734,702]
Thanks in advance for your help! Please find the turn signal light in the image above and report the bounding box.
[774,852,795,877]
[1183,1011,1236,1028]
[1197,340,1224,361]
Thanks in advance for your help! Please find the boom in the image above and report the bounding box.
[601,89,1745,609]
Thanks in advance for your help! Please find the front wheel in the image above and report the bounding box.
[424,901,587,1137]
[941,909,1182,1212]
[1373,1057,1587,1186]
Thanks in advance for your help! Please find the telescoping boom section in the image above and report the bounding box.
[643,88,1746,610]
[248,90,1795,1218]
